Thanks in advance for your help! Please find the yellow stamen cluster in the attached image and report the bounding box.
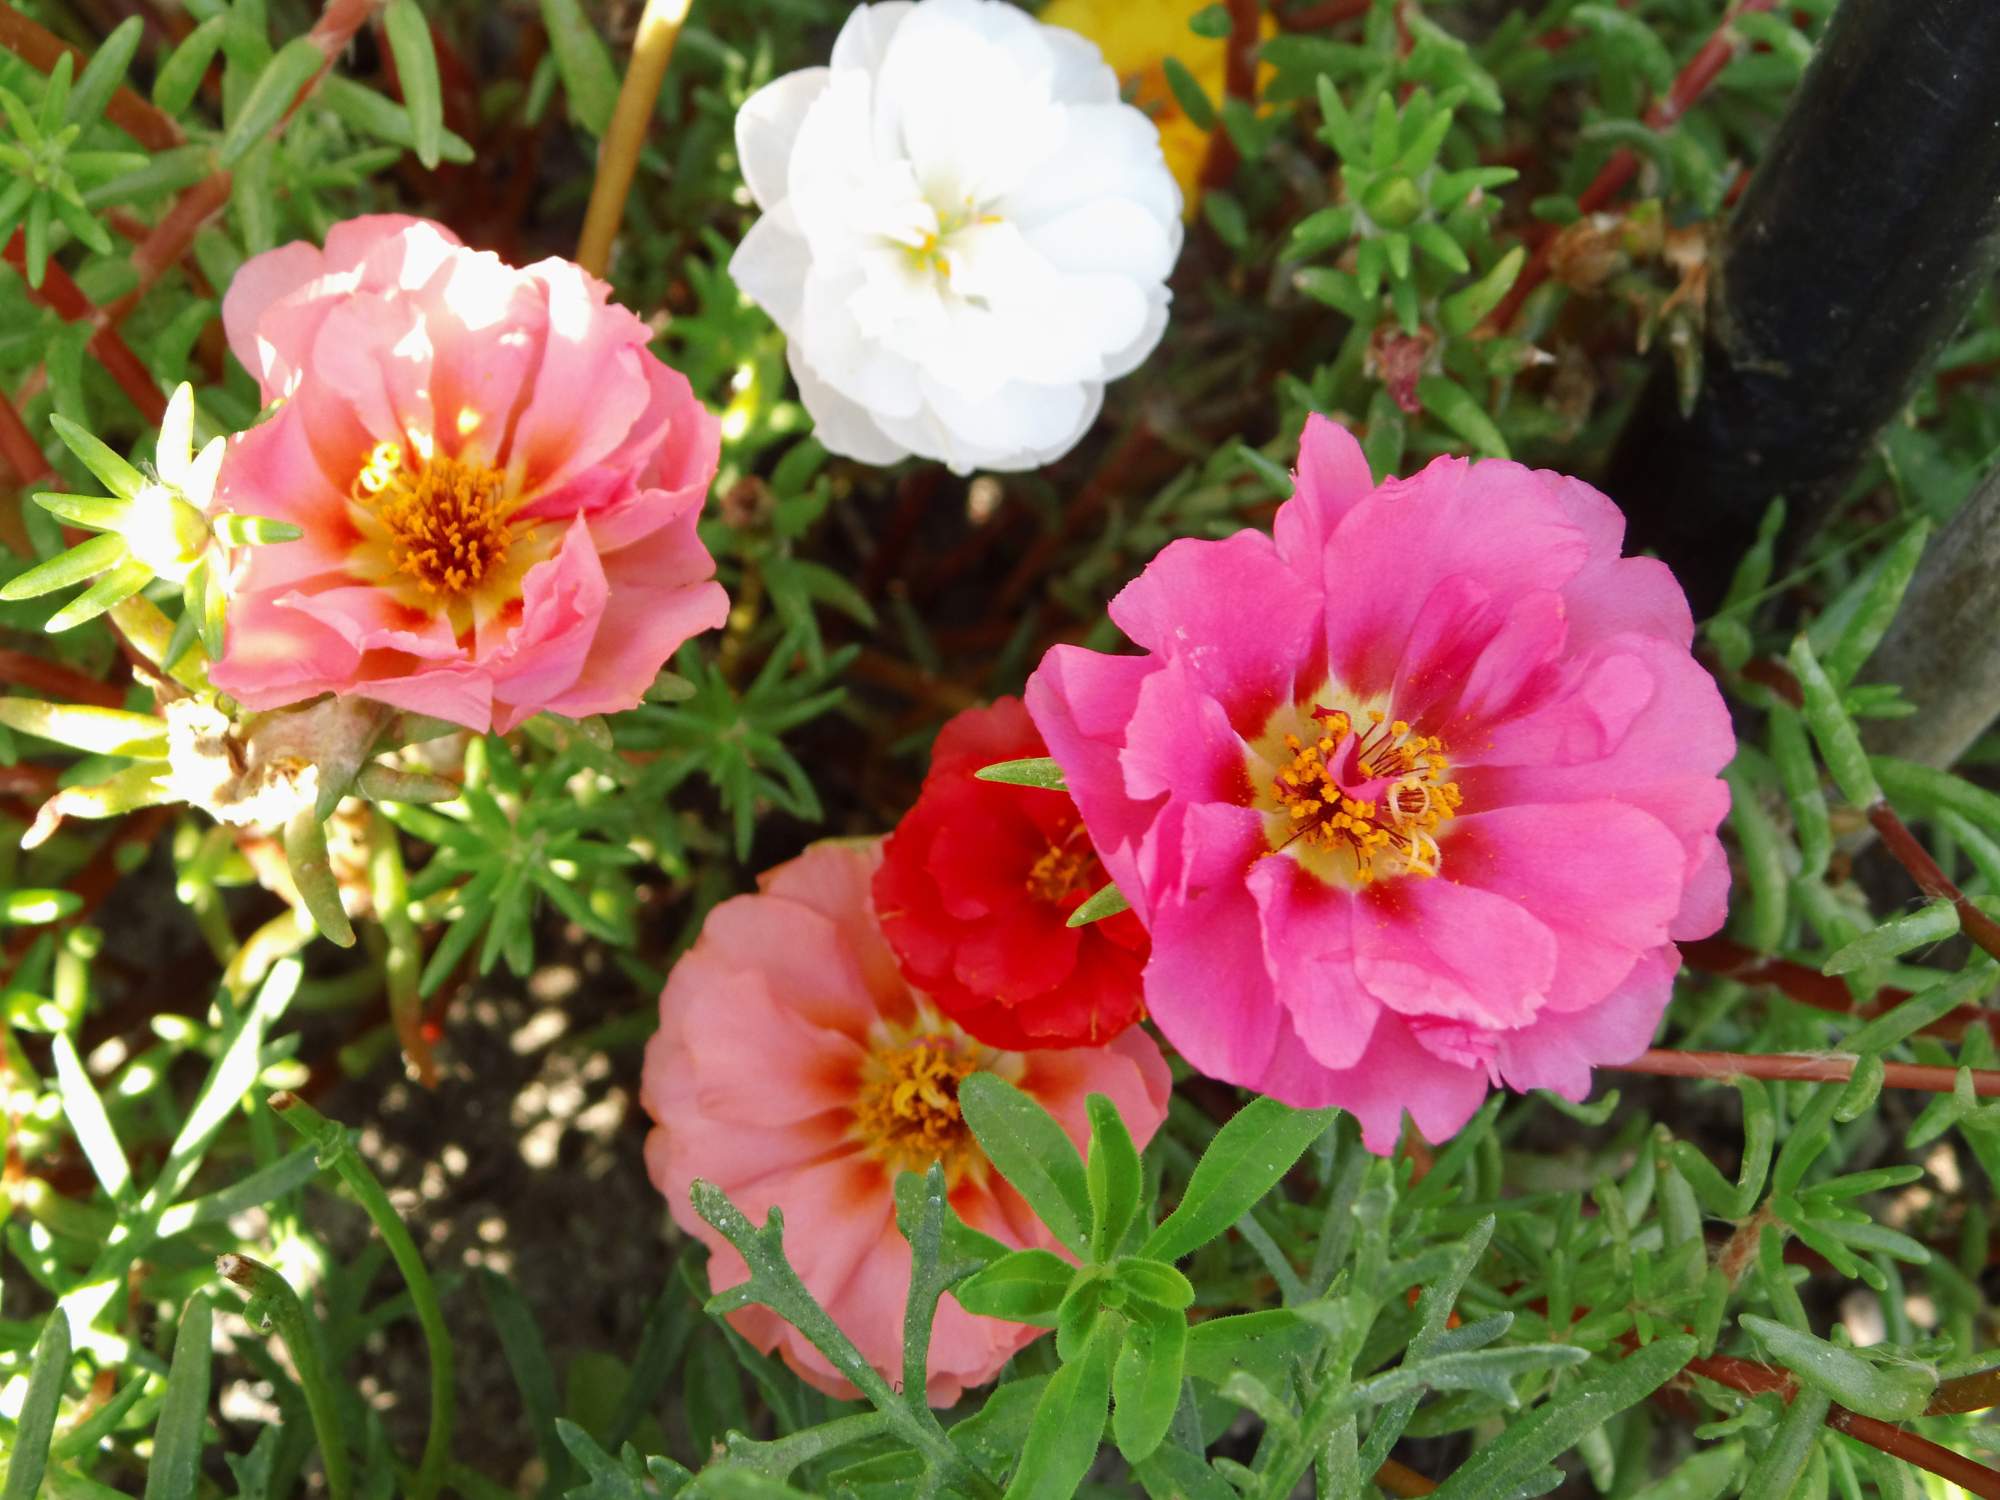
[351,440,516,599]
[1025,825,1099,906]
[900,201,1005,280]
[1271,707,1463,881]
[907,229,953,279]
[852,1036,979,1178]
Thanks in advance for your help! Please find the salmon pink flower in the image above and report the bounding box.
[641,840,1171,1404]
[1026,418,1733,1152]
[210,215,727,733]
[874,697,1148,1050]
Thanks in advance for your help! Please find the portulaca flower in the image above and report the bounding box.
[729,0,1184,474]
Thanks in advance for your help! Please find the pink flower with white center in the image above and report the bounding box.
[1026,417,1734,1152]
[642,840,1171,1403]
[209,215,727,733]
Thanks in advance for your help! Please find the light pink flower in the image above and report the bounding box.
[1026,417,1733,1152]
[642,840,1171,1404]
[210,215,727,733]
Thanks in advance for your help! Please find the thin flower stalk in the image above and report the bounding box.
[1610,1047,2000,1097]
[1868,801,2000,965]
[575,0,694,277]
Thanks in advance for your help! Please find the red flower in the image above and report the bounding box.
[873,697,1148,1049]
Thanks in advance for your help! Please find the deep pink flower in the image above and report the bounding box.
[642,840,1171,1404]
[873,697,1148,1050]
[210,215,727,732]
[1026,417,1733,1152]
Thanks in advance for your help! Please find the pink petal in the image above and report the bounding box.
[346,662,495,730]
[704,867,906,1041]
[760,843,914,1019]
[276,583,460,661]
[486,519,609,731]
[505,259,657,498]
[1247,856,1380,1070]
[1325,1013,1493,1152]
[684,969,868,1126]
[1352,877,1557,1029]
[322,214,463,281]
[309,291,430,447]
[1140,802,1284,1088]
[211,403,358,559]
[1446,801,1683,1012]
[1121,656,1254,808]
[1497,945,1678,1099]
[1108,529,1322,737]
[525,500,728,724]
[222,240,325,395]
[1025,645,1162,906]
[422,250,550,464]
[1321,458,1591,698]
[1015,1025,1173,1156]
[209,585,359,710]
[1274,414,1375,564]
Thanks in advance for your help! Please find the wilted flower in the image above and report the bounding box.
[209,215,727,733]
[1027,417,1733,1152]
[728,0,1183,474]
[642,840,1171,1403]
[874,697,1148,1049]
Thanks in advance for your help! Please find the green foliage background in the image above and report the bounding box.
[4,0,2000,1497]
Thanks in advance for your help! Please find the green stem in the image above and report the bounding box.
[216,1253,351,1500]
[271,1092,453,1500]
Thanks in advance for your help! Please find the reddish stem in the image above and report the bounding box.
[1277,0,1370,28]
[1927,1366,2000,1417]
[1610,1046,2000,1096]
[1679,937,2000,1043]
[1375,1458,1437,1496]
[1685,1354,2000,1497]
[1197,0,1263,194]
[1868,801,2000,966]
[0,389,50,486]
[1491,0,1775,328]
[2,235,167,424]
[0,648,125,707]
[103,172,234,330]
[0,2,184,151]
[1827,1409,2000,1499]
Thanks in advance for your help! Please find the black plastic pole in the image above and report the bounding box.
[1606,0,2000,614]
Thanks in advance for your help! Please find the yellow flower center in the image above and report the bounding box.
[1025,825,1100,906]
[351,440,517,599]
[1259,705,1463,884]
[852,1034,981,1179]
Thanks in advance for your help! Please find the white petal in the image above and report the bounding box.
[831,0,918,72]
[789,348,910,466]
[1038,24,1121,106]
[786,71,887,267]
[877,3,1066,204]
[919,373,1089,465]
[727,210,812,337]
[1101,287,1171,380]
[1021,196,1180,284]
[800,270,924,419]
[999,103,1182,235]
[734,67,830,210]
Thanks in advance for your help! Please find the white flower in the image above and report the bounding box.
[728,0,1183,475]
